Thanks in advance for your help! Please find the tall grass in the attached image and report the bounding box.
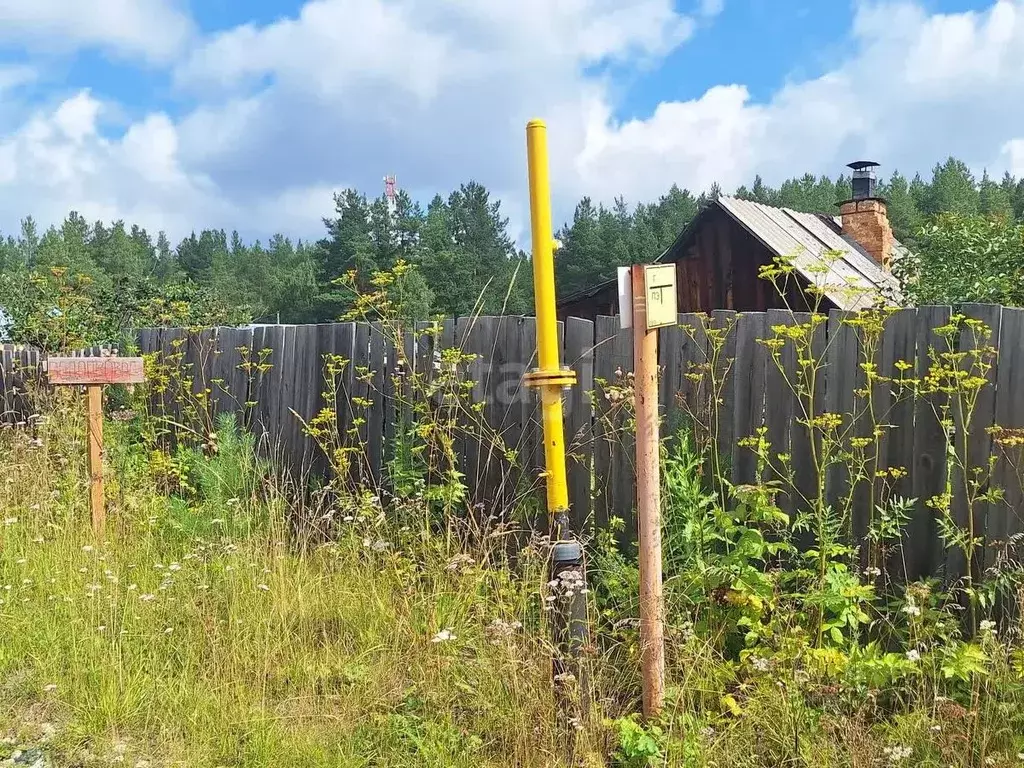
[0,394,600,767]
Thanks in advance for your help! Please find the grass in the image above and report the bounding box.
[5,391,1024,767]
[0,396,595,767]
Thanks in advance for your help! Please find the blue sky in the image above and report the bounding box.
[0,0,1020,243]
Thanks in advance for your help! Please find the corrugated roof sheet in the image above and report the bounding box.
[715,196,904,310]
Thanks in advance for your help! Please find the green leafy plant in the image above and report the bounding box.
[608,715,665,767]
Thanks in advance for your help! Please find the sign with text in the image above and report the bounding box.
[643,264,677,330]
[46,357,146,386]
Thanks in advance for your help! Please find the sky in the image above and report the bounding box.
[0,0,1022,245]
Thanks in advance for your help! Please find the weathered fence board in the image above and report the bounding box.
[790,311,822,535]
[992,309,1024,577]
[764,309,798,517]
[824,310,857,519]
[911,306,952,580]
[731,311,768,487]
[592,316,618,533]
[880,309,918,577]
[712,309,738,463]
[4,304,1018,580]
[565,317,595,534]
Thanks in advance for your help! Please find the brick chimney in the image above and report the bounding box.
[840,161,893,269]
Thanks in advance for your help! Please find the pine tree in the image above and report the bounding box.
[924,157,980,215]
[555,197,602,295]
[979,170,1014,219]
[879,171,922,242]
[750,175,777,205]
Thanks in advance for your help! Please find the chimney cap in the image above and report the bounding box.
[847,160,880,171]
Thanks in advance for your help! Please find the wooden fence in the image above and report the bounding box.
[4,306,1023,583]
[130,306,1024,582]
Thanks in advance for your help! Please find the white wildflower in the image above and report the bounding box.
[168,562,181,572]
[979,619,996,633]
[906,649,920,662]
[882,744,913,763]
[139,593,155,602]
[431,629,456,643]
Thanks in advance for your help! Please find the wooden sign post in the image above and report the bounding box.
[624,263,676,719]
[45,356,146,537]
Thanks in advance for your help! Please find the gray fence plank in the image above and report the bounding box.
[593,316,618,533]
[382,332,398,477]
[989,309,1024,587]
[788,312,822,534]
[290,324,321,476]
[875,309,918,578]
[276,326,298,468]
[499,317,528,515]
[910,306,953,581]
[479,316,514,515]
[946,305,1000,586]
[824,311,857,523]
[712,309,738,465]
[732,311,768,487]
[367,323,387,487]
[677,313,710,445]
[565,317,595,535]
[331,322,356,456]
[211,327,252,425]
[764,309,797,517]
[658,317,686,439]
[350,323,372,486]
[610,322,635,549]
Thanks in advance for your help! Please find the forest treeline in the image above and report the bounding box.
[1,156,1023,350]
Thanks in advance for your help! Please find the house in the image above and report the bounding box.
[557,162,906,321]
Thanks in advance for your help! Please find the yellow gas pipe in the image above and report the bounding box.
[524,119,575,526]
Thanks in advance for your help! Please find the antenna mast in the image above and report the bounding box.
[383,175,397,216]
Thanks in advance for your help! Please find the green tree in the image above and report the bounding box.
[979,170,1014,219]
[420,182,527,316]
[894,213,1024,306]
[924,157,980,216]
[555,197,603,295]
[878,171,923,243]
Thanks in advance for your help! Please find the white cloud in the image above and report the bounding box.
[576,0,1024,202]
[0,65,36,94]
[166,0,697,235]
[699,0,725,18]
[1001,139,1024,177]
[0,0,192,62]
[0,91,338,239]
[3,0,1024,247]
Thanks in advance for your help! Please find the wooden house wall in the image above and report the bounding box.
[556,208,827,321]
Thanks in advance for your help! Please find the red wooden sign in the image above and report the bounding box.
[46,357,146,386]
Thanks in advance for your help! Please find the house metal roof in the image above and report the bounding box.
[712,196,904,310]
[557,196,906,311]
